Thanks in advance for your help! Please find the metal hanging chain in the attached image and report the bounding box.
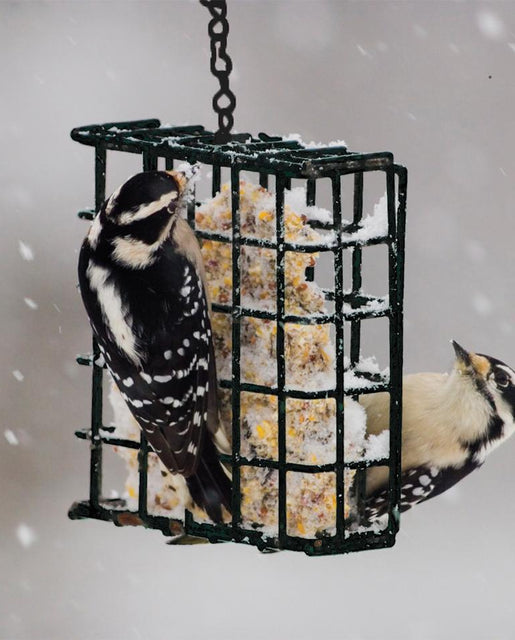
[199,0,236,144]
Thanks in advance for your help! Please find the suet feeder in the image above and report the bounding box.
[69,0,407,555]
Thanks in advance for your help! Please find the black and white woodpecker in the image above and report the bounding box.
[361,341,515,520]
[78,170,231,523]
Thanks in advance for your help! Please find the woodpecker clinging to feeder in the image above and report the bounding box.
[78,170,231,523]
[361,341,515,520]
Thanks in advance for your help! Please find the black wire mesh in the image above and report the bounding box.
[69,119,407,555]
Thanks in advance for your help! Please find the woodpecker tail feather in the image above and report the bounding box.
[186,436,232,524]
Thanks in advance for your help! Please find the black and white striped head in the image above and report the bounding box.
[452,341,515,400]
[105,171,183,223]
[451,340,515,457]
[88,170,187,267]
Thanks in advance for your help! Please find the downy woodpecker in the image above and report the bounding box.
[361,341,515,520]
[78,170,231,523]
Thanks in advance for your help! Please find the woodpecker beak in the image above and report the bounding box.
[452,340,491,378]
[165,167,199,195]
[165,169,185,190]
[452,340,471,368]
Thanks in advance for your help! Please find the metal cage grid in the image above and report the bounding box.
[69,118,407,555]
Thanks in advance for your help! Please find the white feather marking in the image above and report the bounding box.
[175,422,190,435]
[187,441,198,455]
[169,386,194,409]
[153,374,172,383]
[111,235,163,269]
[180,354,198,377]
[88,215,103,249]
[122,377,134,387]
[105,183,122,215]
[184,301,199,317]
[140,372,152,384]
[164,350,172,360]
[131,399,143,408]
[184,386,194,400]
[117,191,177,225]
[86,261,140,365]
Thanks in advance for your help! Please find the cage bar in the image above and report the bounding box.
[230,166,242,529]
[275,176,287,546]
[332,173,346,542]
[69,119,407,555]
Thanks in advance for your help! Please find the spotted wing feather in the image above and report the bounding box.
[365,461,481,521]
[79,240,215,478]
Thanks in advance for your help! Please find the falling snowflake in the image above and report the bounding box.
[16,524,37,548]
[12,370,24,382]
[4,430,19,445]
[18,241,34,261]
[476,9,505,40]
[24,297,38,310]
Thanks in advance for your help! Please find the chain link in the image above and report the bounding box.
[200,0,236,143]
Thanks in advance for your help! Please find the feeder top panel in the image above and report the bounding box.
[71,119,395,179]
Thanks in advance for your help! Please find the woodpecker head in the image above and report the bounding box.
[452,340,515,398]
[450,340,515,455]
[88,170,189,268]
[105,170,183,224]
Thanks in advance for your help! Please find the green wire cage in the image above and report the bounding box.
[69,118,407,556]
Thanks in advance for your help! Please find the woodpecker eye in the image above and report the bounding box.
[494,370,511,388]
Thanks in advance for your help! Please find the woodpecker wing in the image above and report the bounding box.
[79,240,217,478]
[121,261,215,478]
[365,460,481,521]
[365,466,438,521]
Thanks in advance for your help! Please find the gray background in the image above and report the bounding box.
[2,1,515,638]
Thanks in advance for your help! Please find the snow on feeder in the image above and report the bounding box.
[69,1,407,555]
